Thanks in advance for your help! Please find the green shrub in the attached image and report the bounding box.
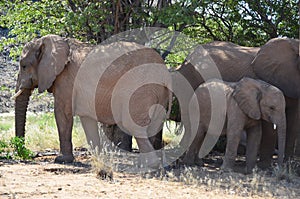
[0,139,11,159]
[0,137,34,160]
[9,136,34,160]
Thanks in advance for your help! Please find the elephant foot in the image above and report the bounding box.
[181,155,195,166]
[221,165,234,173]
[221,158,235,171]
[257,159,271,170]
[295,147,300,158]
[195,157,204,167]
[54,155,74,164]
[245,166,255,174]
[138,152,161,170]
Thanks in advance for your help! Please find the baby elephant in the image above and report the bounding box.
[183,77,286,173]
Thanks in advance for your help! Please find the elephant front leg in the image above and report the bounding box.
[222,131,242,171]
[54,103,74,163]
[258,121,275,169]
[245,123,262,174]
[222,114,244,171]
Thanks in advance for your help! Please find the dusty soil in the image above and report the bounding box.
[0,161,245,199]
[1,151,300,199]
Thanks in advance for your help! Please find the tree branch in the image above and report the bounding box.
[67,0,77,12]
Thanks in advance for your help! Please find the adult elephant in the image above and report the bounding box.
[14,35,133,152]
[174,38,299,167]
[14,34,171,165]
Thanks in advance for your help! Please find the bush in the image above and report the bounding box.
[0,137,34,160]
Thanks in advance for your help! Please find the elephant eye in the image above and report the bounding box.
[270,106,275,110]
[21,65,26,69]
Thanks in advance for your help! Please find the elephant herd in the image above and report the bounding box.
[12,34,299,173]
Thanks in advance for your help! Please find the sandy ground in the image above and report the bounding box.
[0,163,245,199]
[1,152,300,199]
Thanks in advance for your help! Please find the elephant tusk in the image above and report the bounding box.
[11,89,24,100]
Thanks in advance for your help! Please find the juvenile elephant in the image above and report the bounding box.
[174,38,299,168]
[14,34,171,166]
[182,77,286,173]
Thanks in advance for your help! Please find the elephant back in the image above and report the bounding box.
[251,38,300,99]
[196,79,232,127]
[203,41,259,81]
[72,41,167,124]
[177,41,259,91]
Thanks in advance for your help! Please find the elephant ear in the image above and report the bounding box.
[37,35,69,93]
[232,78,262,120]
[251,38,299,98]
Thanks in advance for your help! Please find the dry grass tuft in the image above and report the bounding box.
[91,152,114,181]
[88,129,118,182]
[158,163,300,198]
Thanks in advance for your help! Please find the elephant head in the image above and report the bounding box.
[14,35,72,137]
[18,35,69,93]
[233,77,286,164]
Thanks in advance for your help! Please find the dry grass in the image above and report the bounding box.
[0,113,87,151]
[88,142,300,198]
[169,166,298,198]
[88,147,300,198]
[1,113,300,198]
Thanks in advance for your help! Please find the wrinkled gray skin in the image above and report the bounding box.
[182,78,286,174]
[15,35,170,164]
[173,38,299,168]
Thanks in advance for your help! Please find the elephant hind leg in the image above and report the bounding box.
[182,126,206,166]
[149,128,163,150]
[135,137,161,169]
[80,116,101,153]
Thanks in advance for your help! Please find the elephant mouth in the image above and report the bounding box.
[13,78,38,100]
[11,89,25,100]
[20,77,37,89]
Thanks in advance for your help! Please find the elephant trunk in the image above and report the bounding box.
[276,118,286,166]
[15,88,32,137]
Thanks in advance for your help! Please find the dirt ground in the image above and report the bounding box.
[1,150,300,199]
[0,162,244,199]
